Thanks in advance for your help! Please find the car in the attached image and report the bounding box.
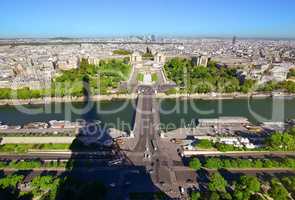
[179,187,185,195]
[109,183,116,188]
[125,181,131,186]
[130,170,140,174]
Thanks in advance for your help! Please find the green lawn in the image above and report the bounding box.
[0,144,71,153]
[137,73,144,82]
[151,73,158,82]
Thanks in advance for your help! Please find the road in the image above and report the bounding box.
[133,86,156,153]
[129,85,191,198]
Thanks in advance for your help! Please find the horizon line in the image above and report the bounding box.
[1,35,295,41]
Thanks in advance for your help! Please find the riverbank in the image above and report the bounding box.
[156,92,295,100]
[0,94,138,106]
[0,92,294,106]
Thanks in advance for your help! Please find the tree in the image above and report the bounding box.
[189,158,202,170]
[208,173,228,192]
[192,66,210,79]
[266,131,295,151]
[191,192,201,200]
[240,79,256,93]
[266,132,282,150]
[0,175,24,189]
[209,192,220,200]
[0,175,24,199]
[269,179,289,200]
[259,81,278,92]
[287,68,295,78]
[281,177,295,198]
[165,88,177,95]
[31,175,59,199]
[234,176,261,200]
[205,158,223,169]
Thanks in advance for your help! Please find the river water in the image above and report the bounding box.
[0,98,295,130]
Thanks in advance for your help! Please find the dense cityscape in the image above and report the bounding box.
[0,37,295,93]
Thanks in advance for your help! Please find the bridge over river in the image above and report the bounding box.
[123,85,197,198]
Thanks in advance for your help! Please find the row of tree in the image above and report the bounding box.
[0,174,107,200]
[191,172,294,200]
[0,160,67,170]
[189,157,295,171]
[258,80,295,93]
[203,157,295,170]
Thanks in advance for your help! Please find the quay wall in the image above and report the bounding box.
[1,92,294,106]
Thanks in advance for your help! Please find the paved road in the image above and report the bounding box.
[130,85,189,198]
[133,87,155,153]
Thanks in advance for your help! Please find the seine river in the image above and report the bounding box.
[0,98,295,130]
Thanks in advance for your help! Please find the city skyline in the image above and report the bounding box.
[1,0,295,38]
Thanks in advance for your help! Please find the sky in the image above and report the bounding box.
[0,0,295,38]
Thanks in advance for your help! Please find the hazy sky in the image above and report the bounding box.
[1,0,295,38]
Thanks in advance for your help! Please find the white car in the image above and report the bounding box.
[109,183,116,188]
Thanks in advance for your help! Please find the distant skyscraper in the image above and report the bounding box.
[151,35,156,42]
[232,36,237,45]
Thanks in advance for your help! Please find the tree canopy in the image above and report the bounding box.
[208,172,228,192]
[164,58,256,94]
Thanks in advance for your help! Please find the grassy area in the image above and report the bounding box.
[0,144,71,153]
[164,88,177,95]
[137,73,144,82]
[112,49,131,55]
[194,140,242,151]
[0,160,67,170]
[195,139,214,149]
[151,73,158,82]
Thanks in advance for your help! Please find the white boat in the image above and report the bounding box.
[0,125,9,129]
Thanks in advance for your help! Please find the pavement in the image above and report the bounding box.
[124,85,192,199]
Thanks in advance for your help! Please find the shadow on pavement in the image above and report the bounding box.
[52,77,172,200]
